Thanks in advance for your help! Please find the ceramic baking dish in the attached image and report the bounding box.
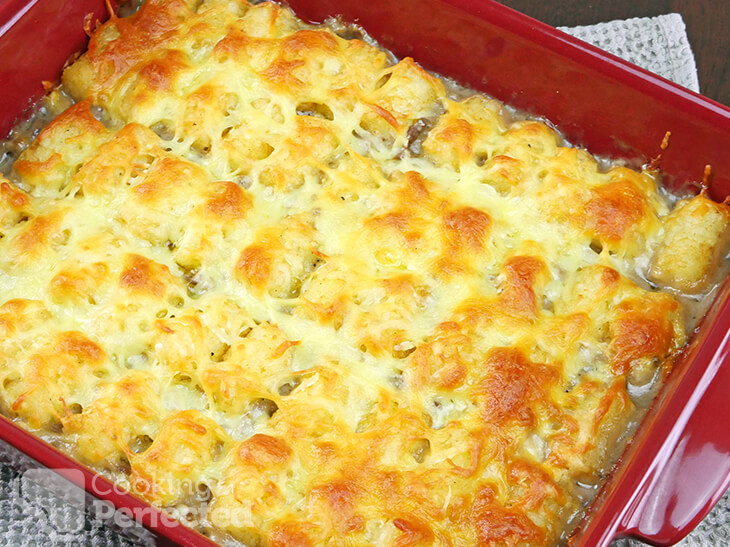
[1,0,729,545]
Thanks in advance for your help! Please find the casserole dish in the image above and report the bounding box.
[1,0,729,545]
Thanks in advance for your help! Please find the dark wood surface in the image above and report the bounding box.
[497,1,730,106]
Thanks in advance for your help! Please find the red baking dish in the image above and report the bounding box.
[1,0,730,545]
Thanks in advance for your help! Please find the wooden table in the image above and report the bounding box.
[497,1,730,106]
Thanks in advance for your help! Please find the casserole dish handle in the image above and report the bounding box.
[619,332,730,545]
[584,284,730,546]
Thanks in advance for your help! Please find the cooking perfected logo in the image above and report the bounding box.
[9,466,256,544]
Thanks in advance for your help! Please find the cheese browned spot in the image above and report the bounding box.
[120,254,172,297]
[585,178,647,242]
[0,0,722,545]
[236,245,272,288]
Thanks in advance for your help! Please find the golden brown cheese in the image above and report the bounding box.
[0,0,725,545]
[12,101,110,195]
[62,370,163,469]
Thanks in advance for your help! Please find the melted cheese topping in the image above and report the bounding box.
[0,0,728,545]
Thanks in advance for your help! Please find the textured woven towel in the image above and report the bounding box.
[560,13,700,93]
[0,12,723,547]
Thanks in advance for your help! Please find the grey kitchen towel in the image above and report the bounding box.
[560,13,701,93]
[0,11,723,547]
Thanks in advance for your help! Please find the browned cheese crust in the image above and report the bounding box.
[0,0,728,545]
